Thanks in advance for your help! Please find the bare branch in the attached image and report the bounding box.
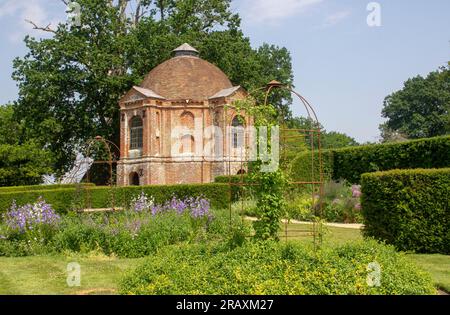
[25,19,56,34]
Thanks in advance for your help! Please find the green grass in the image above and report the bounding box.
[406,254,450,293]
[278,223,363,246]
[0,223,448,294]
[0,253,144,295]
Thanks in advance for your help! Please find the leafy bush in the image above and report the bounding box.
[333,136,450,183]
[0,183,230,214]
[361,168,450,254]
[0,194,246,258]
[316,181,363,223]
[289,136,450,184]
[288,149,334,183]
[251,168,287,241]
[119,240,435,295]
[0,142,53,187]
[214,175,252,201]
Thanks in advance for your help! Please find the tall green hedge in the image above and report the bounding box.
[0,183,230,214]
[333,136,450,183]
[289,136,450,184]
[361,168,450,254]
[287,149,334,182]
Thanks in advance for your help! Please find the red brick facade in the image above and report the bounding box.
[117,44,251,186]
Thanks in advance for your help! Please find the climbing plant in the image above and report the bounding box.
[232,97,287,241]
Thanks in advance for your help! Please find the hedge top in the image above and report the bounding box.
[361,167,450,178]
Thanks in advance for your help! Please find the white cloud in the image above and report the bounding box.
[237,0,323,25]
[323,10,351,27]
[0,0,64,42]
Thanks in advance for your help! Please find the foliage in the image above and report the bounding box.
[0,194,245,258]
[214,174,252,201]
[0,183,94,193]
[0,142,53,187]
[283,181,362,223]
[287,149,334,183]
[251,168,287,241]
[0,198,60,255]
[289,136,450,184]
[0,104,22,145]
[0,183,230,215]
[286,117,358,149]
[333,136,450,183]
[12,0,294,174]
[118,240,435,295]
[361,168,450,254]
[0,105,53,186]
[315,181,362,223]
[380,65,450,140]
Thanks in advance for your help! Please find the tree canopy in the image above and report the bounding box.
[380,65,450,141]
[0,105,53,186]
[12,0,294,175]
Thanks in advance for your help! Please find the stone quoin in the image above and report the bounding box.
[117,43,251,186]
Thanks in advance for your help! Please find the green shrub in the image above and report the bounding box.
[0,142,53,187]
[289,136,450,184]
[0,183,230,214]
[119,240,435,295]
[0,201,247,258]
[214,175,252,201]
[333,136,450,183]
[288,149,334,183]
[361,168,450,254]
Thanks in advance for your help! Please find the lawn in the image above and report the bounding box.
[0,253,144,295]
[0,223,448,295]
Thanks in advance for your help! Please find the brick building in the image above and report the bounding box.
[117,43,251,186]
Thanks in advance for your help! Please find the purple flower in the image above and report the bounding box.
[130,192,154,212]
[354,203,362,210]
[3,197,60,233]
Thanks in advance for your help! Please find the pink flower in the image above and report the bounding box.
[352,185,362,198]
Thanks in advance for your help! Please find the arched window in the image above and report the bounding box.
[181,134,195,154]
[231,116,245,149]
[130,116,143,150]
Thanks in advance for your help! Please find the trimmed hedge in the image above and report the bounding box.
[288,150,334,182]
[361,168,450,254]
[0,183,94,193]
[333,136,450,183]
[289,136,450,184]
[0,183,230,214]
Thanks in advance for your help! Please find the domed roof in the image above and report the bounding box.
[139,44,233,100]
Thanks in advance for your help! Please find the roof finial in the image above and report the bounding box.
[173,43,199,57]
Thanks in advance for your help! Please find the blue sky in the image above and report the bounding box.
[0,0,449,143]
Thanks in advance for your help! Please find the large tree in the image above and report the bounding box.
[12,0,294,175]
[380,65,450,141]
[0,105,52,186]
